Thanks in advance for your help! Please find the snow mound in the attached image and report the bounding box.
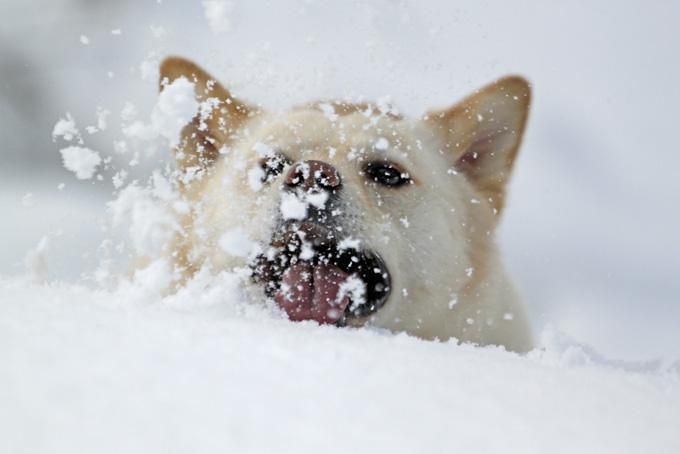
[1,277,678,454]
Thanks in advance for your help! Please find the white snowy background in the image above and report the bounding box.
[1,1,679,453]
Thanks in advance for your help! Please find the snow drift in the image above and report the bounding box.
[1,276,678,454]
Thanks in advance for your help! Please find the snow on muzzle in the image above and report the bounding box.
[251,222,391,325]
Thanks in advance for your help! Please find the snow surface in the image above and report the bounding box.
[1,276,678,454]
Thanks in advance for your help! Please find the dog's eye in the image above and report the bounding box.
[260,155,292,183]
[364,162,411,187]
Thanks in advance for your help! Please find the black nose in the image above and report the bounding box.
[285,160,342,191]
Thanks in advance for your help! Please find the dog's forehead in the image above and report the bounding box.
[250,108,419,158]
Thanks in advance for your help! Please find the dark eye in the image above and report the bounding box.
[364,161,411,187]
[260,154,292,183]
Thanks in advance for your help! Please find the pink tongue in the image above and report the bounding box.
[275,263,351,324]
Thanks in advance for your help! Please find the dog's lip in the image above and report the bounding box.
[252,221,391,321]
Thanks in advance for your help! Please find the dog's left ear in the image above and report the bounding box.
[426,76,530,215]
[159,56,255,174]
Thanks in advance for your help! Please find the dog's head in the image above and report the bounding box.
[159,57,530,342]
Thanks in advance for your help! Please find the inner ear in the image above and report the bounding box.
[159,56,255,174]
[426,76,531,215]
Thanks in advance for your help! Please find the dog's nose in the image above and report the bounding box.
[285,160,341,191]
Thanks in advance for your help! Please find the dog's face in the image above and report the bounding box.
[159,57,531,347]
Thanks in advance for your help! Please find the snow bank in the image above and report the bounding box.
[1,277,678,454]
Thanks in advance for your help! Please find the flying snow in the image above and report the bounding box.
[375,137,389,151]
[152,77,199,146]
[202,1,235,33]
[219,228,258,258]
[279,190,330,220]
[280,191,308,220]
[59,146,102,179]
[247,166,265,192]
[95,107,110,131]
[338,237,361,251]
[305,191,328,209]
[318,103,339,122]
[52,113,80,142]
[108,183,179,256]
[122,77,199,147]
[340,275,367,311]
[252,141,275,157]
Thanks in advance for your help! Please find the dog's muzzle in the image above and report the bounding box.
[251,221,391,325]
[251,159,391,325]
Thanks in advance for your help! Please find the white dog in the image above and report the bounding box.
[156,56,533,352]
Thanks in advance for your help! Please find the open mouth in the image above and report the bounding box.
[251,222,391,325]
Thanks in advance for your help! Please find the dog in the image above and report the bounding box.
[157,56,533,352]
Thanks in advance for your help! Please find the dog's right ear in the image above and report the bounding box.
[159,56,254,174]
[425,76,531,216]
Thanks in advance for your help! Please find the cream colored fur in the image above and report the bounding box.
[158,56,533,352]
